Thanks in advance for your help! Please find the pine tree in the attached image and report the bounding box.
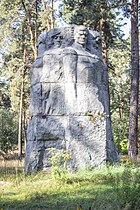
[128,0,139,158]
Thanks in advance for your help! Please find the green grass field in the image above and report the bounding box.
[0,158,140,210]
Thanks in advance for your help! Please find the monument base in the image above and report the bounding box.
[25,115,118,173]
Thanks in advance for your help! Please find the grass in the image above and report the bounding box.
[0,158,140,210]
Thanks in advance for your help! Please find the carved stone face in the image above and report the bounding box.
[53,33,63,48]
[74,26,88,47]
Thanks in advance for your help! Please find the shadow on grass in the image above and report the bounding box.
[0,185,119,210]
[1,181,140,210]
[0,166,140,210]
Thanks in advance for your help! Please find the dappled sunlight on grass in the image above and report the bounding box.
[0,160,140,210]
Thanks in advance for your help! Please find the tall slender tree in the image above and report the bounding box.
[18,48,26,159]
[128,0,139,158]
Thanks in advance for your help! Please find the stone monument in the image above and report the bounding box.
[25,25,119,173]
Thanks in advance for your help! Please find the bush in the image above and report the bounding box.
[110,166,140,209]
[120,139,128,155]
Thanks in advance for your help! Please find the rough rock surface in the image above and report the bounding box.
[25,25,119,173]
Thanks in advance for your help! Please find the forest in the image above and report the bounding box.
[0,0,140,210]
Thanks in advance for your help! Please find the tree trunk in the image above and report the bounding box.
[18,48,26,160]
[18,96,23,160]
[50,0,55,29]
[128,0,139,158]
[101,19,109,84]
[34,0,38,51]
[99,3,110,115]
[21,0,37,60]
[41,0,51,31]
[23,109,27,153]
[119,89,123,131]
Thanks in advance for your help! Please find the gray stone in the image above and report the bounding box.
[65,83,104,115]
[41,83,66,115]
[65,116,107,169]
[28,116,66,141]
[30,83,42,116]
[30,67,42,86]
[25,25,119,173]
[25,115,67,172]
[41,50,64,83]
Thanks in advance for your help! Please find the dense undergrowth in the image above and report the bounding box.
[0,160,140,210]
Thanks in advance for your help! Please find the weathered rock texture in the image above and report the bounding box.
[25,25,119,173]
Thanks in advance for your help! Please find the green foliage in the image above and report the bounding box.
[109,166,140,209]
[109,40,131,154]
[62,0,100,27]
[120,139,128,155]
[0,78,11,108]
[0,0,26,112]
[48,147,71,181]
[61,0,129,43]
[0,108,18,156]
